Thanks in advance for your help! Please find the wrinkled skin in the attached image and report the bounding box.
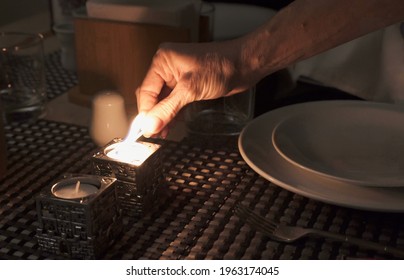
[136,40,255,137]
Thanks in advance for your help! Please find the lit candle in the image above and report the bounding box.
[52,179,99,199]
[103,112,158,165]
[105,141,155,166]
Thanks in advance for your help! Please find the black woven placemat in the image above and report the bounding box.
[1,119,404,260]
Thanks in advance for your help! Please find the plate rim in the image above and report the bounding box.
[238,100,404,212]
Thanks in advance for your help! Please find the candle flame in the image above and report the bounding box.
[124,112,157,143]
[75,180,81,194]
[105,113,158,165]
[124,113,146,144]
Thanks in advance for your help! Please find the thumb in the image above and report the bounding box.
[141,87,191,136]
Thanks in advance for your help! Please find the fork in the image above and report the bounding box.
[234,203,404,258]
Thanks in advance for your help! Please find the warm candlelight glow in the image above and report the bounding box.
[125,112,156,142]
[124,113,146,143]
[105,142,155,166]
[103,113,158,165]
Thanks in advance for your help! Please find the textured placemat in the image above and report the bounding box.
[1,119,404,260]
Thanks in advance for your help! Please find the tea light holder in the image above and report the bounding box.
[91,138,164,218]
[35,174,123,259]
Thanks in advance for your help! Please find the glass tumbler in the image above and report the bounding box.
[0,32,46,123]
[184,87,255,140]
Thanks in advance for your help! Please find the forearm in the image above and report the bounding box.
[239,0,404,82]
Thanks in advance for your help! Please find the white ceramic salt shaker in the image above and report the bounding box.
[90,91,129,146]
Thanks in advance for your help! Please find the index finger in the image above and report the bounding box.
[136,68,165,113]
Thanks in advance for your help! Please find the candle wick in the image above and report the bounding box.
[75,180,81,194]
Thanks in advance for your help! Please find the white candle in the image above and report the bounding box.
[105,141,155,166]
[52,179,99,199]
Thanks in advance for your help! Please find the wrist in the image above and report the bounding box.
[235,32,272,89]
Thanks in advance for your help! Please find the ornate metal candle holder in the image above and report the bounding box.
[91,138,164,218]
[35,174,123,259]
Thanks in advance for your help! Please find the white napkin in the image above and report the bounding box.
[291,23,404,104]
[86,0,201,41]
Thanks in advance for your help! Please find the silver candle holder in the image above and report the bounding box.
[91,138,164,218]
[35,174,123,259]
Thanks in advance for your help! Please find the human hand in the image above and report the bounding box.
[136,40,254,137]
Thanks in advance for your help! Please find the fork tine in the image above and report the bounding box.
[235,206,276,237]
[234,204,279,238]
[235,204,277,230]
[239,205,278,230]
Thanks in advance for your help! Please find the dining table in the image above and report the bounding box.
[1,49,404,260]
[2,7,404,262]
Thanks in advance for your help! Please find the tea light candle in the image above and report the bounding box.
[52,179,99,199]
[105,141,155,166]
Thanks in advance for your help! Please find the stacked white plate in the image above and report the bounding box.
[238,100,404,212]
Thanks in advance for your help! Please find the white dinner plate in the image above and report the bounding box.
[271,101,404,187]
[239,100,404,212]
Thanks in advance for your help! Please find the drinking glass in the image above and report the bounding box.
[0,32,46,123]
